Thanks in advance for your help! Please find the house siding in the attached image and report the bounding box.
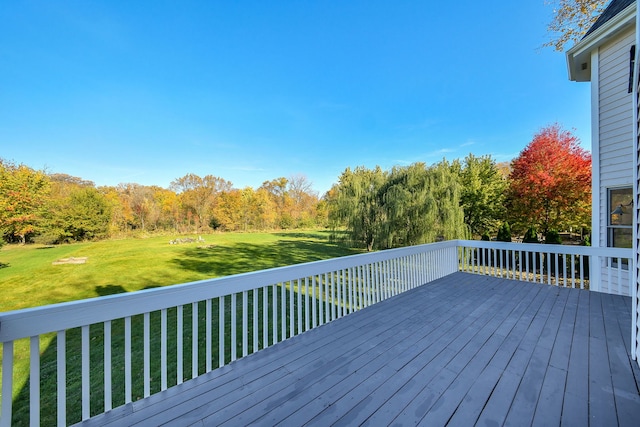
[598,27,635,247]
[599,265,631,295]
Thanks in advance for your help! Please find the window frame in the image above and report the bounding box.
[607,187,633,249]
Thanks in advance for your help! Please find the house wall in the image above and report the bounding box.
[592,26,635,295]
[598,261,632,295]
[597,27,635,247]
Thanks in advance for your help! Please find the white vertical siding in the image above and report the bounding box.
[598,27,636,246]
[592,49,601,251]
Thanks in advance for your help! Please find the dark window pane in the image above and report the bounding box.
[611,227,632,248]
[610,188,633,226]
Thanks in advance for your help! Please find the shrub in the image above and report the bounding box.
[481,232,491,241]
[523,227,539,243]
[496,222,512,242]
[209,217,222,231]
[545,229,562,245]
[32,232,62,246]
[495,222,514,268]
[544,229,563,275]
[522,227,541,273]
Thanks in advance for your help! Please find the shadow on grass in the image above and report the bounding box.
[0,262,9,269]
[271,230,331,240]
[10,284,345,426]
[172,239,361,277]
[95,284,127,296]
[7,235,359,425]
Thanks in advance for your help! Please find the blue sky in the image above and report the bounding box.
[1,1,592,195]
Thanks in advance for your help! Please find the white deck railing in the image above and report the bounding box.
[0,240,634,426]
[457,240,633,296]
[0,241,459,426]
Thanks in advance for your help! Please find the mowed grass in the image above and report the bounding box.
[0,230,360,426]
[0,230,360,312]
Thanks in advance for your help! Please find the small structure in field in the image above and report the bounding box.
[52,257,88,265]
[169,236,206,245]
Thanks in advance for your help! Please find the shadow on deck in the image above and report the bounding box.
[78,272,640,426]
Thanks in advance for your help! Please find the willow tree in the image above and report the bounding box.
[328,166,387,251]
[380,161,467,248]
[329,162,467,251]
[379,163,431,248]
[427,160,468,242]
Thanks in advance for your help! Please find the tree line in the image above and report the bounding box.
[0,124,591,248]
[325,124,591,251]
[0,163,326,244]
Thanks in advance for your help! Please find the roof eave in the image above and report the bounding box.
[566,2,636,82]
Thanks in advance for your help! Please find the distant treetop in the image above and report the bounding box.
[545,0,610,51]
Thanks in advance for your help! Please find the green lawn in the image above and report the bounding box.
[0,230,360,426]
[0,230,359,312]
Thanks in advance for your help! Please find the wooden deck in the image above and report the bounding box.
[78,272,640,426]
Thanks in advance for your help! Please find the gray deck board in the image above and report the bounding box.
[531,364,567,427]
[562,290,591,427]
[76,272,640,427]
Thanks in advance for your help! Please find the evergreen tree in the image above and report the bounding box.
[496,222,512,242]
[523,227,540,244]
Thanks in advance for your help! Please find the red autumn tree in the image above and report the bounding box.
[508,124,591,237]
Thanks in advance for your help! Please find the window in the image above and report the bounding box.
[608,187,633,248]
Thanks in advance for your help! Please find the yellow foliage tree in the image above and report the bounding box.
[545,0,609,51]
[0,160,50,243]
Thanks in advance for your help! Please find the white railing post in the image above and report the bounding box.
[81,325,90,420]
[145,312,152,395]
[160,310,168,386]
[176,307,183,384]
[219,296,225,367]
[289,281,295,337]
[57,331,66,426]
[296,280,303,334]
[591,254,601,292]
[243,291,249,357]
[206,300,212,370]
[230,296,235,362]
[2,341,14,427]
[280,283,286,341]
[105,320,112,410]
[29,336,40,426]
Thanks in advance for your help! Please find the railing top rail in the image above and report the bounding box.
[2,238,630,342]
[0,240,458,342]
